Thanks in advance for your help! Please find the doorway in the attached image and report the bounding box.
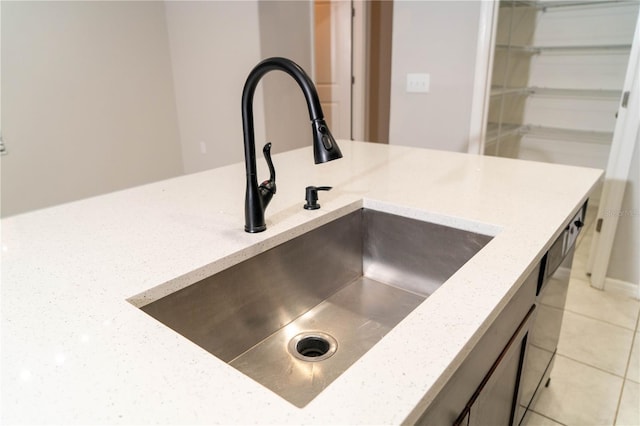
[313,0,393,143]
[479,2,640,294]
[314,0,352,140]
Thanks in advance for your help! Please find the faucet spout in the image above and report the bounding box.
[241,57,343,233]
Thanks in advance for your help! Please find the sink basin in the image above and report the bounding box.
[140,208,493,407]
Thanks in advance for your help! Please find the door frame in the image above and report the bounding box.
[468,0,499,155]
[586,12,640,294]
[351,0,367,141]
[312,0,353,140]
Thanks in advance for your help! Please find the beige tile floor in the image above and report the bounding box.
[524,207,640,426]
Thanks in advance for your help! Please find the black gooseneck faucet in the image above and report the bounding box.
[241,57,343,233]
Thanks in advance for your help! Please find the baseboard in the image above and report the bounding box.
[605,277,640,300]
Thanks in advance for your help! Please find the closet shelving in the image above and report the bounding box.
[486,0,638,163]
[495,43,632,53]
[487,84,623,146]
[503,0,633,10]
[486,123,523,147]
[486,123,614,147]
[490,86,621,99]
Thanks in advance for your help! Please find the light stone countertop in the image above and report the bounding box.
[1,141,601,425]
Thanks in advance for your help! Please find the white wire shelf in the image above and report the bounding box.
[500,0,637,10]
[522,125,613,144]
[486,123,613,146]
[496,44,632,54]
[529,87,622,99]
[490,86,534,97]
[491,86,621,99]
[486,123,525,146]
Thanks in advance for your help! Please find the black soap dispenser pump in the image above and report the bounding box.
[304,186,332,210]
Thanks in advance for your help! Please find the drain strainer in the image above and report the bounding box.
[289,332,338,362]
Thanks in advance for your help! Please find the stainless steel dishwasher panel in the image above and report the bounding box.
[517,204,586,425]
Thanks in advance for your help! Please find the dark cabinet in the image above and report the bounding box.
[454,305,535,426]
[416,264,538,426]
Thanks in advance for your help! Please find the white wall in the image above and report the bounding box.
[164,1,266,174]
[1,1,183,217]
[164,1,313,175]
[258,1,314,157]
[1,1,315,216]
[388,1,481,152]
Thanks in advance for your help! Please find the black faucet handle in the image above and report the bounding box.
[259,142,276,195]
[303,186,332,210]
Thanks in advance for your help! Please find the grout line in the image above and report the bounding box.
[554,353,628,381]
[613,314,639,426]
[613,378,626,426]
[622,314,640,382]
[528,408,569,426]
[613,315,640,425]
[562,303,640,332]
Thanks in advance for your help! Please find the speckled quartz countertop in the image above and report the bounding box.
[1,141,601,425]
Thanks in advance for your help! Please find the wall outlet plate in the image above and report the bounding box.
[406,73,430,93]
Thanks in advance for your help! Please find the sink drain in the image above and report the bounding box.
[289,332,337,362]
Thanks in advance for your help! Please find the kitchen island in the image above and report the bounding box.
[1,141,601,424]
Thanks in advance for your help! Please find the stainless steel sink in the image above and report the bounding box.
[140,208,493,407]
